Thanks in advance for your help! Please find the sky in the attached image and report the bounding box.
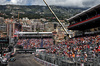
[0,0,100,7]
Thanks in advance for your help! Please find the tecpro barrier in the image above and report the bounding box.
[34,57,58,66]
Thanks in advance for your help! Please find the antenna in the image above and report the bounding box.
[43,0,69,36]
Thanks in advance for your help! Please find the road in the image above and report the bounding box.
[8,54,43,66]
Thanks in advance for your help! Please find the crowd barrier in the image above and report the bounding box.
[34,52,100,66]
[34,57,58,66]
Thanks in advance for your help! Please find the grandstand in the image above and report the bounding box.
[16,32,53,50]
[68,4,100,37]
[65,4,100,66]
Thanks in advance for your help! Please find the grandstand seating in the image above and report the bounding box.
[17,38,53,49]
[17,35,100,65]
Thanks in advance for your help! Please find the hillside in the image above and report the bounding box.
[0,5,88,19]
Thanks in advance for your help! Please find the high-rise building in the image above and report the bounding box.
[0,17,7,37]
[5,18,22,37]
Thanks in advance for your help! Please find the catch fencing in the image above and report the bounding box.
[35,52,100,66]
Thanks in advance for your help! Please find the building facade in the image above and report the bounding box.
[0,17,7,37]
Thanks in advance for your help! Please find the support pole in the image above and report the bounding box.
[9,23,12,45]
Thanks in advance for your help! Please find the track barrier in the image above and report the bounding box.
[34,57,58,66]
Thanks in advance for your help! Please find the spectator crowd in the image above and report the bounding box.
[17,35,100,63]
[46,35,100,63]
[17,38,53,49]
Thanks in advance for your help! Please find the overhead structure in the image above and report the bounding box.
[17,32,53,38]
[18,32,52,34]
[68,4,100,30]
[67,4,100,37]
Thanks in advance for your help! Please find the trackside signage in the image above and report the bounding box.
[16,49,36,54]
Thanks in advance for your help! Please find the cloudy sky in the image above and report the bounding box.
[0,0,100,7]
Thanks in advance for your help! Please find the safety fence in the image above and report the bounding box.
[35,52,100,66]
[34,56,58,66]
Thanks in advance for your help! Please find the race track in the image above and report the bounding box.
[8,54,43,66]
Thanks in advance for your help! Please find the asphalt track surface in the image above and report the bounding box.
[8,54,43,66]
